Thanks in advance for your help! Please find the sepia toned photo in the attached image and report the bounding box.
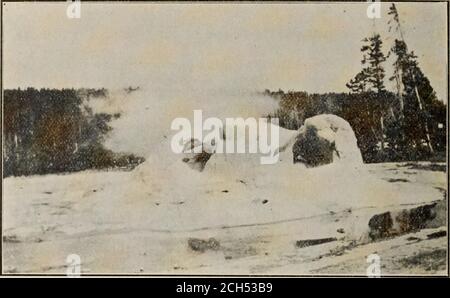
[1,1,448,277]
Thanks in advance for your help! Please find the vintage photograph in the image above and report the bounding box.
[2,1,448,276]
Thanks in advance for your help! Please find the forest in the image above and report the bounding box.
[3,88,144,177]
[267,4,446,163]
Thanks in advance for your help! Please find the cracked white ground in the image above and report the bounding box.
[3,160,447,275]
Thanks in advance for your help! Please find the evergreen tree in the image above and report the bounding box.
[346,34,386,93]
[347,33,387,153]
[387,3,435,155]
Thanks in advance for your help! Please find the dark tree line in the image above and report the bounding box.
[3,88,144,177]
[266,89,445,163]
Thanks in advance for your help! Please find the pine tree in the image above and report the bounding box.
[347,34,386,93]
[387,3,435,155]
[347,33,387,153]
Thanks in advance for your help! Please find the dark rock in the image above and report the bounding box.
[182,138,213,172]
[406,236,421,241]
[427,230,447,239]
[368,212,393,240]
[368,201,445,241]
[3,235,20,243]
[395,203,437,233]
[387,178,410,183]
[188,237,220,253]
[295,237,337,248]
[293,126,336,167]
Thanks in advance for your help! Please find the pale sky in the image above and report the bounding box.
[3,2,448,101]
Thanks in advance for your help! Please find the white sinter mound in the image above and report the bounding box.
[4,109,446,274]
[124,112,420,238]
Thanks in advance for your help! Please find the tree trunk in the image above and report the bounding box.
[412,74,434,154]
[395,72,404,118]
[380,115,385,150]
